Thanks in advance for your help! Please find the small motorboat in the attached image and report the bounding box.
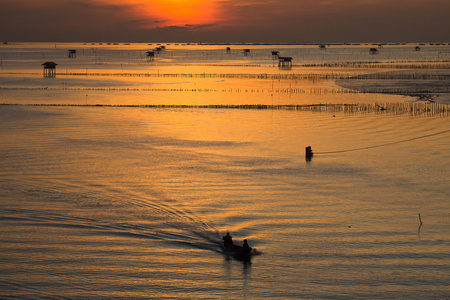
[221,239,253,260]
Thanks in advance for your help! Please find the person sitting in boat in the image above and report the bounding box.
[242,239,252,253]
[222,232,233,248]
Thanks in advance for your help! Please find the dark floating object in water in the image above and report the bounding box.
[222,242,253,261]
[305,146,314,161]
[376,103,387,111]
[369,48,379,54]
[221,233,257,261]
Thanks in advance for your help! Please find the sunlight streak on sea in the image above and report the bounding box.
[1,42,449,299]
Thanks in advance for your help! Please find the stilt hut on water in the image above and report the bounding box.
[146,51,155,61]
[278,56,293,68]
[68,49,77,58]
[42,62,57,77]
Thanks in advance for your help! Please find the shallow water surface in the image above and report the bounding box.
[1,43,449,299]
[0,105,449,299]
[4,42,449,106]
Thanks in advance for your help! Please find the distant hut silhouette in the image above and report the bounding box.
[68,49,77,58]
[369,48,378,55]
[243,49,250,56]
[146,51,155,61]
[271,51,280,59]
[42,62,57,77]
[278,56,293,68]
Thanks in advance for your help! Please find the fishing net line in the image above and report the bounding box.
[315,129,450,155]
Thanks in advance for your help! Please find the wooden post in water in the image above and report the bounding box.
[305,146,313,161]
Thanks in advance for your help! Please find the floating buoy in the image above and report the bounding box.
[305,146,313,161]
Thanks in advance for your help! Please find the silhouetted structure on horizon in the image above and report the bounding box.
[68,49,77,58]
[42,62,57,77]
[278,56,293,68]
[369,48,379,55]
[145,51,155,61]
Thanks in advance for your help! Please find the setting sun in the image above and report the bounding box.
[94,0,221,28]
[150,0,219,26]
[1,0,450,298]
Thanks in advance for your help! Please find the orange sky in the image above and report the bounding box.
[1,0,449,42]
[93,0,223,27]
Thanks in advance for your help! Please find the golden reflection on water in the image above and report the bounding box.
[0,74,410,106]
[1,105,449,298]
[1,42,423,106]
[1,43,450,298]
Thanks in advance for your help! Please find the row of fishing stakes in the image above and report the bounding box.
[43,46,305,160]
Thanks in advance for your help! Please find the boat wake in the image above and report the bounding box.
[0,182,224,255]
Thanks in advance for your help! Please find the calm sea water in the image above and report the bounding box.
[1,43,449,299]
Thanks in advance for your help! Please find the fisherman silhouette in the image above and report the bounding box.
[222,232,233,248]
[242,239,252,253]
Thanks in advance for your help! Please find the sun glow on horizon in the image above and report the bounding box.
[94,0,222,28]
[151,0,219,27]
